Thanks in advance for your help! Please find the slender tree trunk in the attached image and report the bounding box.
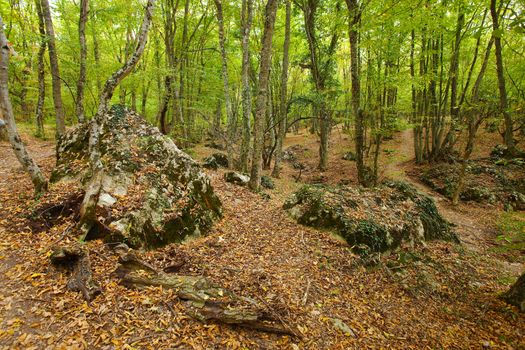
[490,0,515,154]
[91,2,101,95]
[249,0,278,191]
[40,0,66,137]
[346,0,371,186]
[452,38,493,205]
[239,0,253,172]
[272,0,291,178]
[214,0,234,167]
[0,15,48,194]
[76,0,89,123]
[35,0,46,138]
[79,0,156,233]
[177,0,190,145]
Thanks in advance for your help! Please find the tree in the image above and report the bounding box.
[214,0,235,166]
[249,0,279,191]
[35,0,46,138]
[296,0,339,171]
[272,0,291,178]
[76,0,89,123]
[40,0,66,137]
[345,0,374,186]
[79,0,156,232]
[239,0,253,173]
[490,0,516,154]
[0,14,48,194]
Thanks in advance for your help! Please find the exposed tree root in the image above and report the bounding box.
[50,244,101,301]
[113,245,296,336]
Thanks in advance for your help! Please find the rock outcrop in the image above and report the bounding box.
[284,181,458,253]
[51,106,222,248]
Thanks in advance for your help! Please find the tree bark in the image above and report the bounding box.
[50,244,101,301]
[248,0,278,191]
[75,0,89,123]
[0,14,48,194]
[272,0,291,178]
[214,0,234,167]
[490,0,515,154]
[79,0,156,233]
[452,37,493,206]
[35,0,46,139]
[40,0,66,137]
[345,0,372,186]
[239,0,253,172]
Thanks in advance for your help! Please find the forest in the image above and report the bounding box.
[0,0,524,348]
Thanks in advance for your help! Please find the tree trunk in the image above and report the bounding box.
[452,37,493,206]
[346,0,371,186]
[0,14,48,194]
[79,0,156,233]
[40,0,66,137]
[248,0,278,191]
[490,0,515,154]
[214,0,234,167]
[35,0,46,139]
[271,0,291,178]
[76,0,89,123]
[239,0,253,172]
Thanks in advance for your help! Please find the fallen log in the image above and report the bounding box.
[50,244,101,301]
[113,246,296,336]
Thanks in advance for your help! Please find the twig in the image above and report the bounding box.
[302,277,311,305]
[256,296,302,339]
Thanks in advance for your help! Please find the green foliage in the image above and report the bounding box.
[496,211,525,253]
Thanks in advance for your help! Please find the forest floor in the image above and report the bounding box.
[0,127,524,349]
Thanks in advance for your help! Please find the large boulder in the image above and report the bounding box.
[284,181,458,253]
[51,105,222,249]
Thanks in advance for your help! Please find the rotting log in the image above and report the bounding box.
[50,244,101,301]
[114,247,296,335]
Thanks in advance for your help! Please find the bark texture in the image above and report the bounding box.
[50,244,101,301]
[0,15,48,194]
[272,0,291,178]
[490,0,515,154]
[35,0,46,138]
[40,0,66,137]
[249,0,279,191]
[75,0,89,123]
[239,0,253,173]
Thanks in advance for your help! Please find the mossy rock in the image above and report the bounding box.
[261,175,275,190]
[284,181,458,253]
[51,106,222,249]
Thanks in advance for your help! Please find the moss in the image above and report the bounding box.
[286,181,458,253]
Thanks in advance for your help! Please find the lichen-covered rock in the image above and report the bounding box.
[261,176,275,190]
[224,171,250,186]
[284,181,458,253]
[342,151,356,161]
[51,106,222,248]
[202,153,229,170]
[420,159,525,209]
